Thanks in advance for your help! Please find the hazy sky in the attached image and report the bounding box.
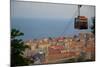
[11,0,95,40]
[11,1,95,19]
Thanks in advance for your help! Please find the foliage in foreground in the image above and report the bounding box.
[11,29,32,66]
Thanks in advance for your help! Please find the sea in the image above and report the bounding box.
[11,18,92,40]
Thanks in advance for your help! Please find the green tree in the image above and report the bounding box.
[11,29,31,66]
[91,17,95,35]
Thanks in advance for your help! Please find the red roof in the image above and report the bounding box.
[49,45,64,50]
[56,37,65,41]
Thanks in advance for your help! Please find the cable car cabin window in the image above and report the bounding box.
[74,16,88,29]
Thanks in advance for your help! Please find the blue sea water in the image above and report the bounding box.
[11,18,92,40]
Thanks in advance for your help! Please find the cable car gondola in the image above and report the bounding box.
[74,5,88,29]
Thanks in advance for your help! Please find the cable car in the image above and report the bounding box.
[74,5,88,29]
